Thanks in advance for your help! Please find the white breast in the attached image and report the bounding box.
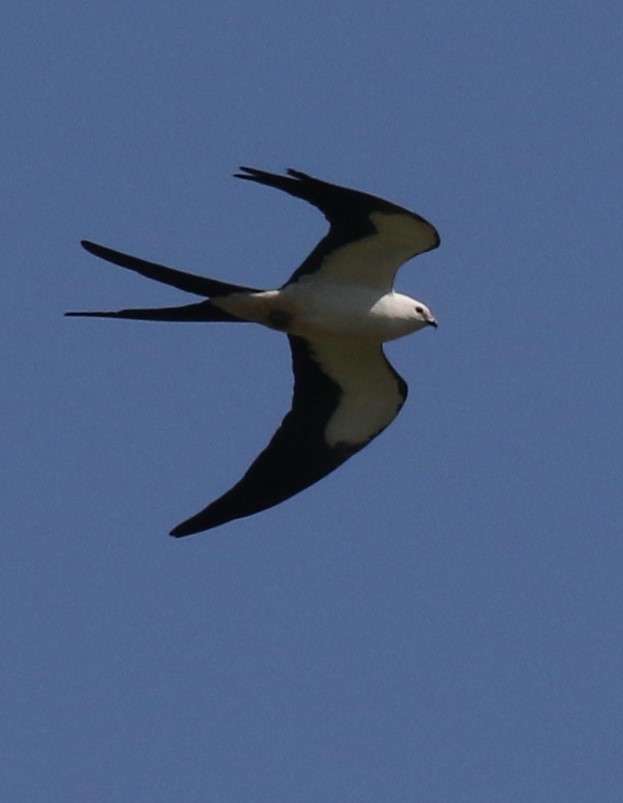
[281,282,421,342]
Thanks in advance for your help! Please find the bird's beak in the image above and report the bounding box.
[427,318,438,328]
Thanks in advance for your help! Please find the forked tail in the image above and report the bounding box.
[66,240,262,322]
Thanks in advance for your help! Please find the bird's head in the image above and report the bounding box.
[413,300,438,329]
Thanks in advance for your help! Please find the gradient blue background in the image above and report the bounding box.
[3,2,622,800]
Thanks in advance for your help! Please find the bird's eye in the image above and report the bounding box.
[415,306,424,314]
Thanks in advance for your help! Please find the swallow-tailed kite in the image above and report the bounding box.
[67,167,440,536]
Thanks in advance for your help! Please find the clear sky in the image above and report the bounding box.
[3,2,622,801]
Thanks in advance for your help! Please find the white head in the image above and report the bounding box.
[372,292,437,341]
[412,299,438,330]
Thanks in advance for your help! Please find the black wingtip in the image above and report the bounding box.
[234,165,258,179]
[169,505,232,537]
[81,239,114,261]
[169,522,198,538]
[235,166,310,183]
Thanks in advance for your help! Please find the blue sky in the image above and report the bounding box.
[3,2,622,801]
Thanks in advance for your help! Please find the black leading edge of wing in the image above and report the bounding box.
[170,336,363,537]
[235,167,440,285]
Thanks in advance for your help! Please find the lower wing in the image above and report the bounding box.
[171,335,407,536]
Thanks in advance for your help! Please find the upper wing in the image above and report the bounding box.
[170,335,407,536]
[235,167,439,292]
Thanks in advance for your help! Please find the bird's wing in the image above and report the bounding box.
[235,167,439,293]
[170,335,407,536]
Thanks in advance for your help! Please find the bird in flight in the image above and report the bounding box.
[67,167,440,537]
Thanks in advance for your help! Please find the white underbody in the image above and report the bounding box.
[211,211,437,447]
[214,280,431,343]
[213,280,434,446]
